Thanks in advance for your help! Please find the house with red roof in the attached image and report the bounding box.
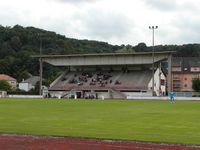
[0,74,17,89]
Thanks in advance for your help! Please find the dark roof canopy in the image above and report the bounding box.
[32,51,174,67]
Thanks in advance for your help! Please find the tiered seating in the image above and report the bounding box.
[50,71,94,90]
[50,70,152,91]
[118,70,152,85]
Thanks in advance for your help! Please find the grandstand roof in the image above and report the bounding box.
[33,51,173,58]
[33,51,174,67]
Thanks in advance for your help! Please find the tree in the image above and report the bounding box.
[192,78,200,92]
[10,36,22,51]
[1,24,200,85]
[29,81,40,95]
[135,42,147,52]
[0,80,12,91]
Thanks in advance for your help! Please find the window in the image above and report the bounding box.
[161,79,165,85]
[191,67,200,72]
[173,77,180,80]
[173,84,180,88]
[184,77,187,80]
[172,67,181,72]
[184,84,187,87]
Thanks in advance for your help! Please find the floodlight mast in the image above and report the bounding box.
[39,34,43,96]
[149,26,158,96]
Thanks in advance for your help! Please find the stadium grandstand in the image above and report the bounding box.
[34,52,173,99]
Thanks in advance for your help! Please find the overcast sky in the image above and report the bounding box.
[1,0,200,46]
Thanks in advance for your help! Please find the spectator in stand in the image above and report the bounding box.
[115,80,121,85]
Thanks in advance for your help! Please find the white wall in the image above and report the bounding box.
[19,83,29,91]
[8,95,43,98]
[148,68,166,96]
[18,82,34,91]
[125,91,152,98]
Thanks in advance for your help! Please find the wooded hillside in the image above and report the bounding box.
[0,25,200,83]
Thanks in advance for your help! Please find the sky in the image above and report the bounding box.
[1,0,200,46]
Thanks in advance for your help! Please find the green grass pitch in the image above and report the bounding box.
[0,98,200,145]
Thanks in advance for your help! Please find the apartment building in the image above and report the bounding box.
[172,57,200,92]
